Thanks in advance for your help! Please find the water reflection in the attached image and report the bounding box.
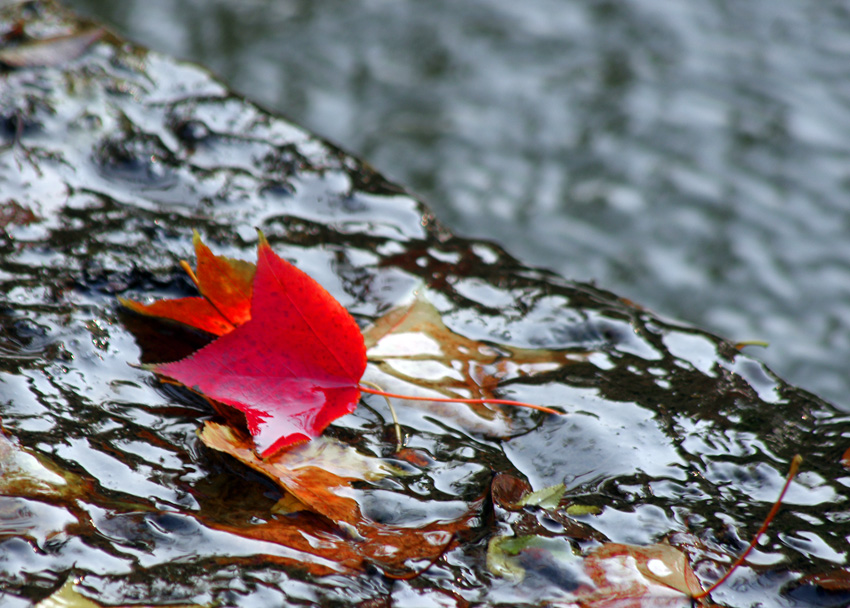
[65,0,850,408]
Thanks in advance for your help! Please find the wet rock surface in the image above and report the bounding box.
[0,2,848,606]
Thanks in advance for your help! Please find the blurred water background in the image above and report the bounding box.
[64,0,850,409]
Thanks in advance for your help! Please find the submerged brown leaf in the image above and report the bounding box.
[0,200,39,231]
[199,421,393,526]
[0,27,104,68]
[797,567,850,592]
[363,292,578,435]
[491,472,533,511]
[199,421,481,575]
[0,427,88,500]
[488,534,704,607]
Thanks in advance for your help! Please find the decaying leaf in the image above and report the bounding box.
[198,420,480,575]
[491,472,533,511]
[0,426,86,499]
[486,458,803,606]
[362,292,577,435]
[199,421,398,526]
[487,534,704,607]
[0,27,104,68]
[583,542,704,605]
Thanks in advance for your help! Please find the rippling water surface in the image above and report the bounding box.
[65,0,850,409]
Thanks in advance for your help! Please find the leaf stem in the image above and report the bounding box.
[359,385,563,415]
[360,380,404,451]
[692,454,802,601]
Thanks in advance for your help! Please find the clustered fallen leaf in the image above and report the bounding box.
[0,231,804,605]
[121,231,565,456]
[117,231,513,577]
[122,231,367,457]
[197,421,479,576]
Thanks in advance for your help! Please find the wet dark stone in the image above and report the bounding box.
[517,547,585,592]
[168,118,212,148]
[0,2,847,607]
[93,134,177,189]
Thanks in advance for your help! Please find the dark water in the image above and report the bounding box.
[1,2,850,607]
[63,0,850,411]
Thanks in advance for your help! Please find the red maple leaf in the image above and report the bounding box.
[150,233,366,457]
[125,232,560,458]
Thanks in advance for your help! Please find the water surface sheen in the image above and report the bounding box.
[0,3,848,607]
[63,0,850,409]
